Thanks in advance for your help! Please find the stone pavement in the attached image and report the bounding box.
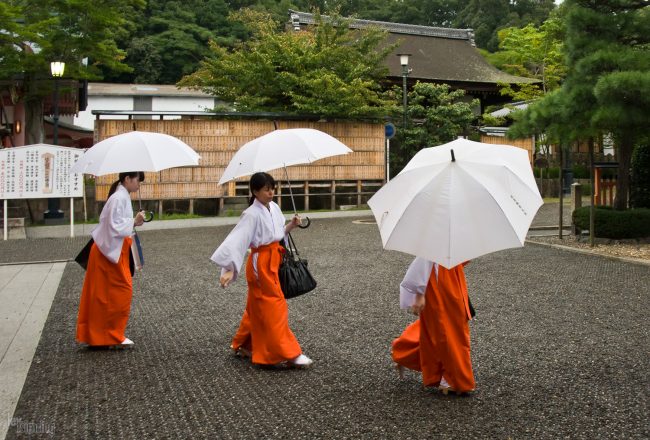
[1,209,648,439]
[0,263,65,439]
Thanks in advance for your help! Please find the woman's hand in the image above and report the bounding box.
[134,210,146,227]
[220,271,234,288]
[409,293,425,316]
[286,214,302,232]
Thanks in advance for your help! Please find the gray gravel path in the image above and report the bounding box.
[3,217,649,439]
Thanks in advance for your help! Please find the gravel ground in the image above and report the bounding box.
[4,217,649,439]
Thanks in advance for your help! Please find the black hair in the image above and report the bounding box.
[108,171,145,198]
[248,172,276,206]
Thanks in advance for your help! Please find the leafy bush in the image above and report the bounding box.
[534,166,560,178]
[630,143,650,209]
[573,206,650,238]
[572,163,590,179]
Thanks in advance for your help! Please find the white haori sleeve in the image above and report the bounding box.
[91,185,134,264]
[271,202,290,244]
[399,257,436,309]
[210,210,257,283]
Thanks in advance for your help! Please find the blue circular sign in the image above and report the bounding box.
[385,122,396,139]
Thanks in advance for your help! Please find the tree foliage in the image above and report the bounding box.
[455,0,556,51]
[178,9,398,119]
[1,0,144,143]
[487,8,566,98]
[392,82,478,173]
[509,0,650,210]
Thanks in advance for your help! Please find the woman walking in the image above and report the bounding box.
[211,172,312,368]
[76,172,145,347]
[392,257,475,394]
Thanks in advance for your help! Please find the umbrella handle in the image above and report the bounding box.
[143,211,155,223]
[298,216,311,229]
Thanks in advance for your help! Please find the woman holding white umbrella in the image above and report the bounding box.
[392,257,475,395]
[211,172,313,368]
[76,172,146,348]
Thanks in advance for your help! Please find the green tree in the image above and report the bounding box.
[1,0,144,143]
[103,0,248,84]
[487,9,566,98]
[456,0,555,51]
[392,82,478,173]
[509,0,650,210]
[179,9,398,119]
[630,143,650,209]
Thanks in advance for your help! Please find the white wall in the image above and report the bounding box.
[73,95,217,130]
[152,96,215,113]
[74,96,133,130]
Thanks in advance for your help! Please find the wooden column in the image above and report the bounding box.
[594,168,601,206]
[331,180,336,210]
[277,181,282,209]
[356,180,362,207]
[189,199,194,215]
[158,200,163,219]
[304,181,310,212]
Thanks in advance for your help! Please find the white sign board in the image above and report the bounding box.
[0,144,84,199]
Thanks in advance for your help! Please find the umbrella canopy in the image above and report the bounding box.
[69,131,200,175]
[218,128,352,184]
[368,138,543,269]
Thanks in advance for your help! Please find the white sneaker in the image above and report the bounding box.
[290,354,313,368]
[121,338,134,346]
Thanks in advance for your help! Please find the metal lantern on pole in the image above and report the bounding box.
[50,61,65,146]
[44,61,65,220]
[397,54,411,129]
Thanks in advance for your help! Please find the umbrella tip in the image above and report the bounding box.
[451,149,456,162]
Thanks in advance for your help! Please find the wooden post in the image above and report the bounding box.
[331,180,336,210]
[158,200,163,219]
[189,199,194,215]
[277,181,282,209]
[594,168,602,206]
[218,197,224,214]
[304,181,309,212]
[357,180,362,207]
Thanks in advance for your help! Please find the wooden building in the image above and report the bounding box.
[94,114,385,215]
[289,10,537,113]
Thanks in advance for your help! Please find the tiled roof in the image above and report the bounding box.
[87,83,213,97]
[289,10,537,87]
[289,10,474,41]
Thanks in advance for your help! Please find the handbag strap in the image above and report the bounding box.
[286,232,301,259]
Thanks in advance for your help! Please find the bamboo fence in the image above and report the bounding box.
[94,119,386,202]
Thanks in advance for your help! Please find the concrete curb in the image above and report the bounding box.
[525,239,650,267]
[23,210,375,239]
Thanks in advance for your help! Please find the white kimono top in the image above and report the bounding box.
[210,199,288,283]
[399,257,438,309]
[91,184,134,264]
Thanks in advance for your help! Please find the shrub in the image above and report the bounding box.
[572,163,590,179]
[573,206,650,239]
[630,143,650,209]
[534,166,560,178]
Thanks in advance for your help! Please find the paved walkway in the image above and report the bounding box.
[0,263,65,439]
[1,205,647,439]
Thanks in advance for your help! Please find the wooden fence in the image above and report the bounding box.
[94,119,385,212]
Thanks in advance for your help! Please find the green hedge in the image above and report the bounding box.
[533,165,617,179]
[573,206,650,239]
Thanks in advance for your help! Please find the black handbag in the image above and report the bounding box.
[279,233,317,299]
[75,237,135,277]
[74,238,94,270]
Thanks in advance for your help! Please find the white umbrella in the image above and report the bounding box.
[69,131,200,175]
[219,128,353,221]
[218,128,352,185]
[368,138,543,269]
